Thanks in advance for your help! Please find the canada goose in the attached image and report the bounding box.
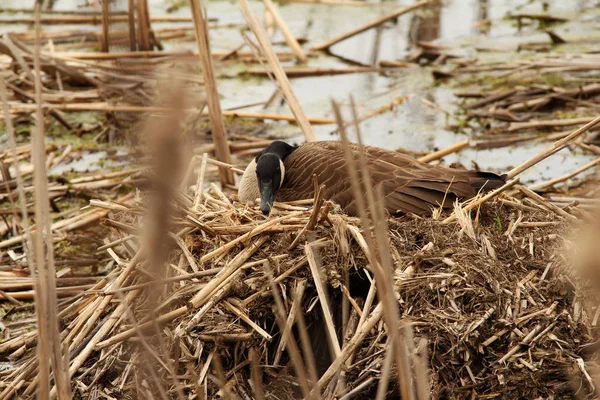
[238,140,507,216]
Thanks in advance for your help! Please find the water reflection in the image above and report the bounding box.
[408,0,440,47]
[474,0,489,34]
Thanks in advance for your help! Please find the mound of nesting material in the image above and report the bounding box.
[0,193,592,399]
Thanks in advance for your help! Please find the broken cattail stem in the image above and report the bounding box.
[193,154,209,211]
[288,182,325,250]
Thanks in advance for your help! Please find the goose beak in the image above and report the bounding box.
[259,181,274,215]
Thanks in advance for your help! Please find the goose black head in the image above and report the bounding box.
[255,141,296,215]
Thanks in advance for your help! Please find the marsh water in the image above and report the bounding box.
[1,0,599,185]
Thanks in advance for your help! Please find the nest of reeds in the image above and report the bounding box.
[1,182,595,399]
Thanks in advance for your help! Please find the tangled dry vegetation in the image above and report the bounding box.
[0,166,594,399]
[3,1,600,399]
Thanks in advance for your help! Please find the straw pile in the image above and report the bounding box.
[0,171,593,399]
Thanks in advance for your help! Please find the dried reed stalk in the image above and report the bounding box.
[136,0,151,50]
[0,14,196,24]
[191,0,234,186]
[50,49,294,60]
[319,303,384,386]
[273,280,307,365]
[508,117,595,132]
[245,66,381,77]
[127,0,136,51]
[31,4,70,398]
[332,98,419,399]
[261,0,307,62]
[519,186,578,222]
[528,156,600,192]
[0,195,134,249]
[100,0,109,52]
[311,0,431,50]
[417,139,469,163]
[351,95,423,397]
[138,82,187,399]
[240,0,317,142]
[305,243,342,357]
[506,115,600,179]
[9,102,336,124]
[442,178,520,224]
[264,262,318,399]
[249,347,266,400]
[0,78,35,314]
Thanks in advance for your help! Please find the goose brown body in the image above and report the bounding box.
[239,140,507,216]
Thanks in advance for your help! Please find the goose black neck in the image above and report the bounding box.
[256,140,297,162]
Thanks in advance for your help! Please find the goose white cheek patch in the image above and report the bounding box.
[238,158,260,205]
[279,159,285,188]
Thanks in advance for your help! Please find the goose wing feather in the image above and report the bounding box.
[276,141,505,216]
